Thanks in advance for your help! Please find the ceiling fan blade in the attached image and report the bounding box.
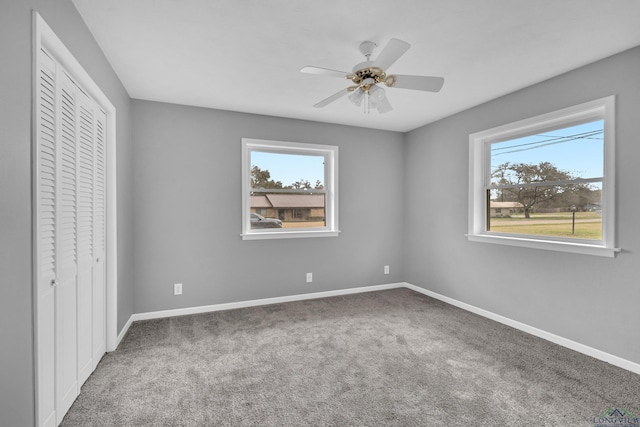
[300,66,349,78]
[373,38,410,71]
[313,88,350,108]
[392,75,444,92]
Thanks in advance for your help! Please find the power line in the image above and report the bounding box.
[491,130,603,157]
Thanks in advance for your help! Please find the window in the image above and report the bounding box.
[241,138,339,240]
[292,209,310,220]
[468,96,619,257]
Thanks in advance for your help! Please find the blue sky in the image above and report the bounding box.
[251,151,324,186]
[490,120,604,180]
[252,120,604,187]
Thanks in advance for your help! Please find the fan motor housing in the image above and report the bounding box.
[348,67,396,89]
[352,67,385,84]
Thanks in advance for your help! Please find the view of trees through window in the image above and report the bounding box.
[249,152,326,229]
[250,165,324,191]
[488,120,604,240]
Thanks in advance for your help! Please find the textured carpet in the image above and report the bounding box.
[61,288,640,426]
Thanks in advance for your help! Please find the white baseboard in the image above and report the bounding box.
[127,283,405,323]
[115,315,134,348]
[403,282,640,376]
[114,281,640,375]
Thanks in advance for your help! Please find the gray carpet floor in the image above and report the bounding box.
[61,288,640,426]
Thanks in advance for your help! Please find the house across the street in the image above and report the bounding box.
[251,194,325,223]
[490,201,524,217]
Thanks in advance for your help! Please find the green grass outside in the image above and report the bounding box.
[489,221,601,239]
[489,212,602,239]
[494,211,601,221]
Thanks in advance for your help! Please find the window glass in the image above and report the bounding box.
[250,152,326,229]
[488,120,604,240]
[251,152,325,189]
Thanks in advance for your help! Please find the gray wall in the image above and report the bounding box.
[0,1,133,425]
[404,46,640,364]
[132,101,404,313]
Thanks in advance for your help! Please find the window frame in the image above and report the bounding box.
[241,138,339,240]
[467,96,619,257]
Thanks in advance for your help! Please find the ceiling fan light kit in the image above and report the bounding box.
[301,38,444,115]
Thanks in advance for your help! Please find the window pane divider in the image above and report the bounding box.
[250,188,327,194]
[487,176,603,190]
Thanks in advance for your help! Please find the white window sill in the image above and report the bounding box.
[242,229,341,240]
[466,233,620,258]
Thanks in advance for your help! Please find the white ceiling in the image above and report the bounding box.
[72,0,640,132]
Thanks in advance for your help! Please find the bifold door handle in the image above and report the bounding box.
[50,279,58,287]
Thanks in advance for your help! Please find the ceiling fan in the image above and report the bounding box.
[301,38,444,114]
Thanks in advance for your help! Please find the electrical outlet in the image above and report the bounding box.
[174,283,183,295]
[384,265,390,275]
[306,272,313,283]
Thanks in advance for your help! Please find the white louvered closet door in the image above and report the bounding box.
[35,46,107,427]
[92,108,107,366]
[56,70,80,420]
[76,88,95,387]
[36,47,59,427]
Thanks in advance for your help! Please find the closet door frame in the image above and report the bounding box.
[32,11,118,427]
